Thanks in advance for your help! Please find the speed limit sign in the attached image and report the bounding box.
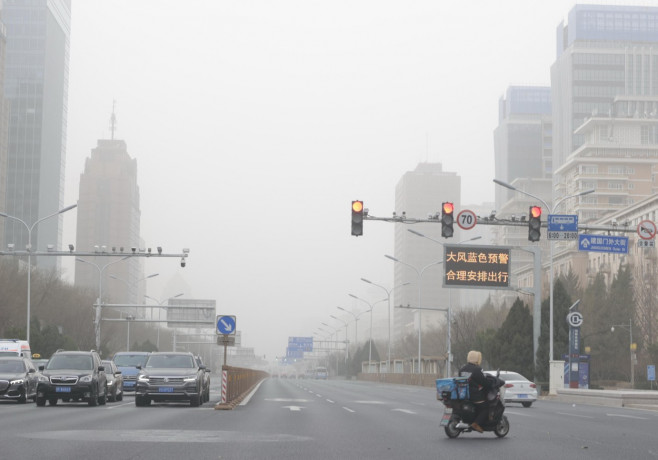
[456,209,477,230]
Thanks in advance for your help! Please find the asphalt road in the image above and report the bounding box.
[1,377,657,459]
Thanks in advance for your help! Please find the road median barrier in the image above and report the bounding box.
[214,365,268,410]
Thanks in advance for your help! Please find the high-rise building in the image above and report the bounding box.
[391,163,461,344]
[1,0,71,269]
[494,86,552,212]
[0,10,9,246]
[551,4,658,176]
[74,136,142,305]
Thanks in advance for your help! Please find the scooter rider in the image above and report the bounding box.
[458,350,491,433]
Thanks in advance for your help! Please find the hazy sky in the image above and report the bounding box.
[61,0,620,359]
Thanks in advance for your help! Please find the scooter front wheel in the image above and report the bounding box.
[444,416,461,439]
[494,415,510,438]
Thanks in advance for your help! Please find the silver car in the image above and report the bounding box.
[485,370,537,408]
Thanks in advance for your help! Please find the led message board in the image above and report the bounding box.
[443,245,511,289]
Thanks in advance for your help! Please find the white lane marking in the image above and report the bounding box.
[326,399,334,403]
[282,406,304,412]
[240,380,266,405]
[556,411,594,419]
[354,400,386,405]
[391,408,416,415]
[607,413,648,420]
[342,407,355,413]
[503,410,532,417]
[264,398,310,402]
[314,393,322,397]
[106,402,134,409]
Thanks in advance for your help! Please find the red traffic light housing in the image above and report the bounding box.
[528,206,542,241]
[441,202,454,238]
[351,200,364,236]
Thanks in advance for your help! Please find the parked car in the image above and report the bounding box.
[485,370,537,407]
[0,357,39,403]
[102,360,124,402]
[195,356,211,403]
[135,352,205,407]
[113,351,149,392]
[36,350,107,407]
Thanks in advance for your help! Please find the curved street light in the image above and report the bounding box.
[384,255,443,374]
[360,279,410,374]
[405,232,482,377]
[76,255,131,350]
[493,178,595,392]
[0,203,77,343]
[145,293,184,349]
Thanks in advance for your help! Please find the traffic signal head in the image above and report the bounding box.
[351,200,364,236]
[441,202,454,238]
[528,205,542,242]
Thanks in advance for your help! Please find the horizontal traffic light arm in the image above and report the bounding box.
[361,213,639,233]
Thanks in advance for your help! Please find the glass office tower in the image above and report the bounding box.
[2,0,71,269]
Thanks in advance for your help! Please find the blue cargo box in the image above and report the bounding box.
[436,377,470,400]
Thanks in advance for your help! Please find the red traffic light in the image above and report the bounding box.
[442,202,454,214]
[530,206,542,218]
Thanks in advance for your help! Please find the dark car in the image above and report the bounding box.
[195,356,211,403]
[0,357,39,403]
[36,350,107,407]
[112,351,149,392]
[135,352,205,407]
[102,360,124,402]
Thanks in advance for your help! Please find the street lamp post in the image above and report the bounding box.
[493,178,594,392]
[348,294,387,373]
[145,293,184,350]
[125,315,136,351]
[611,319,635,388]
[360,279,410,374]
[110,273,158,351]
[334,308,363,351]
[77,256,131,350]
[0,204,77,343]
[385,255,443,374]
[405,231,482,377]
[323,320,348,374]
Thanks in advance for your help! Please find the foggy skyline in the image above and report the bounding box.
[58,0,612,358]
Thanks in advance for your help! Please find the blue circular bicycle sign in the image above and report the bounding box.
[216,315,236,335]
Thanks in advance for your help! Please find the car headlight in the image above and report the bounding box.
[38,375,49,383]
[80,374,93,383]
[107,378,114,385]
[138,374,149,382]
[183,375,197,383]
[10,378,25,385]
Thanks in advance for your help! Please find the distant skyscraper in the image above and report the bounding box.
[391,163,461,342]
[74,135,142,305]
[552,4,658,173]
[0,11,9,246]
[1,0,71,269]
[493,86,552,212]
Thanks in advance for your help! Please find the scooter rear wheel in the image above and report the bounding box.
[494,415,510,438]
[444,417,461,439]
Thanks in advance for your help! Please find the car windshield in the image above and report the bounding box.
[0,351,19,357]
[101,362,115,372]
[114,354,149,367]
[500,372,527,381]
[0,360,25,373]
[146,354,194,368]
[47,355,93,370]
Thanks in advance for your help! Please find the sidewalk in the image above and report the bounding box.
[547,388,658,411]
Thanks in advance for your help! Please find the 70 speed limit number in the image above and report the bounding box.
[457,210,477,230]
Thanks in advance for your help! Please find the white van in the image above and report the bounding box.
[0,339,32,358]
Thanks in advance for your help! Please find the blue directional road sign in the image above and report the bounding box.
[288,336,313,352]
[547,214,578,240]
[216,315,236,335]
[578,234,629,254]
[649,365,656,382]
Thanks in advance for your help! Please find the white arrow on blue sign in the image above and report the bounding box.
[216,315,236,335]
